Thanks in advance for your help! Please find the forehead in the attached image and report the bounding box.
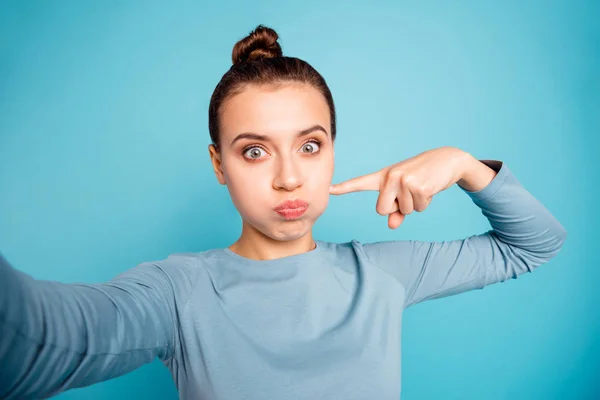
[219,83,331,140]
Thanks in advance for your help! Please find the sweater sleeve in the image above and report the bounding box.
[0,254,183,399]
[360,160,567,309]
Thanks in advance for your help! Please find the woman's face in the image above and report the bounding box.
[209,83,334,242]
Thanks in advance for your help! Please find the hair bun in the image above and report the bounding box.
[232,25,283,64]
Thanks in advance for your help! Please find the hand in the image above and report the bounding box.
[329,147,480,229]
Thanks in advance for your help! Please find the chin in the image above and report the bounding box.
[271,227,311,242]
[247,216,314,243]
[269,220,313,241]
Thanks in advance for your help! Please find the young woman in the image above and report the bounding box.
[0,25,566,399]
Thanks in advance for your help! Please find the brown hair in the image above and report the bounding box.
[208,25,336,149]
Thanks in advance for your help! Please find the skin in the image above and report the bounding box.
[209,83,497,261]
[209,83,334,261]
[330,146,498,228]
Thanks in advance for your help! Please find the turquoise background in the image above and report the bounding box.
[1,0,598,398]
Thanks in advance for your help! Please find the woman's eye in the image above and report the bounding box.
[300,141,321,154]
[243,147,267,160]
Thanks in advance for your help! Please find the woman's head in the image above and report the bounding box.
[208,25,336,244]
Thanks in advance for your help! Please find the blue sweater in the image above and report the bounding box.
[0,160,567,399]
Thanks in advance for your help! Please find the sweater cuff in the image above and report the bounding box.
[461,159,511,202]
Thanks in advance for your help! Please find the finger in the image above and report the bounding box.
[376,177,401,216]
[329,171,381,195]
[388,210,405,229]
[397,180,415,215]
[414,195,432,212]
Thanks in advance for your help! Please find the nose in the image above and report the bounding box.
[272,155,303,191]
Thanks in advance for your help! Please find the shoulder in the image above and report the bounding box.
[154,249,225,283]
[111,250,223,298]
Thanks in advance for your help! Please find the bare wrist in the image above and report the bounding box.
[457,153,497,192]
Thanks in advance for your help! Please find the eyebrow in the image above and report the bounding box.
[230,124,329,147]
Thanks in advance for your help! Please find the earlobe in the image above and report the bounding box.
[208,144,227,185]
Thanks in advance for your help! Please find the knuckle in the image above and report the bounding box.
[387,168,403,181]
[413,184,427,196]
[400,173,418,187]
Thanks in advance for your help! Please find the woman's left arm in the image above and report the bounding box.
[330,147,567,308]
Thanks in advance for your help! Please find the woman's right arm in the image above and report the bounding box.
[0,252,180,399]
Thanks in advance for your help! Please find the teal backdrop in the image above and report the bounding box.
[1,1,598,398]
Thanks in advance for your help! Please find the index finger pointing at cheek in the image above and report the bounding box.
[329,170,382,195]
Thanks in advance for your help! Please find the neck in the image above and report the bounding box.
[229,221,316,261]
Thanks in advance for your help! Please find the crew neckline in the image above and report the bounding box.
[222,240,325,266]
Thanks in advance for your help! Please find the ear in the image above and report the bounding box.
[208,144,226,185]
